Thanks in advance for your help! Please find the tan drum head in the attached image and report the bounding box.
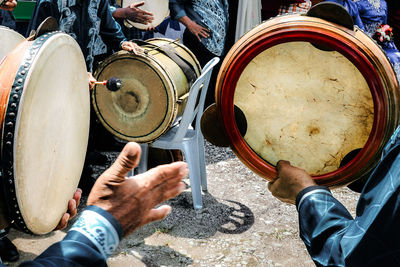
[216,15,399,186]
[122,0,169,30]
[235,41,373,175]
[93,51,176,142]
[93,38,201,143]
[2,33,90,234]
[0,26,24,61]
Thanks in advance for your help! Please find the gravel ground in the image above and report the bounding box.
[7,141,359,267]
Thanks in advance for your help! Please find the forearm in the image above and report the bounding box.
[297,186,353,267]
[20,206,123,266]
[169,0,187,20]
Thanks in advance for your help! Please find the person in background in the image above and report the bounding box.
[261,0,312,21]
[169,0,229,107]
[12,142,188,266]
[0,0,16,29]
[27,0,141,72]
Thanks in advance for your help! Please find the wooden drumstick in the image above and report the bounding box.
[94,77,123,91]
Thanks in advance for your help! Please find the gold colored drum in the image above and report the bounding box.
[93,38,201,143]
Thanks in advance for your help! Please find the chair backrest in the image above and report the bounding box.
[170,57,220,142]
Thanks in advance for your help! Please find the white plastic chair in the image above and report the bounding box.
[137,57,220,209]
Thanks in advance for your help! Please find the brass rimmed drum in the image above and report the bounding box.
[93,38,201,143]
[122,0,169,30]
[0,32,90,234]
[0,26,25,61]
[215,14,399,187]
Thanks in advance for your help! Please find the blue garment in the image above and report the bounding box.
[6,206,124,267]
[169,0,229,56]
[326,0,400,81]
[297,126,400,266]
[27,0,127,71]
[0,10,16,29]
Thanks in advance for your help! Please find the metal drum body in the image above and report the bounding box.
[216,15,399,187]
[93,38,201,143]
[0,26,25,61]
[0,32,90,234]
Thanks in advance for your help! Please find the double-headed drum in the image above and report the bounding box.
[216,15,399,186]
[0,32,90,234]
[93,38,201,143]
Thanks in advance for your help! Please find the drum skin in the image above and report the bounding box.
[0,32,90,234]
[216,15,399,187]
[0,26,24,62]
[122,0,169,30]
[93,38,201,143]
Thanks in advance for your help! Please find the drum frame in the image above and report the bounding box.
[216,15,399,187]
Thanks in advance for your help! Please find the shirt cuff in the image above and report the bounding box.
[69,205,123,259]
[109,5,116,13]
[296,185,331,211]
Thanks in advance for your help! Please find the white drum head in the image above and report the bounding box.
[234,41,373,175]
[0,26,25,62]
[12,33,89,234]
[123,0,169,30]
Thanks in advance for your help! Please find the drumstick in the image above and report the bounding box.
[94,77,123,91]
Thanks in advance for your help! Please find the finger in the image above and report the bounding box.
[74,188,82,207]
[195,34,202,42]
[68,199,77,219]
[106,142,142,180]
[55,213,70,231]
[134,162,188,187]
[145,205,172,224]
[276,160,291,172]
[267,181,274,192]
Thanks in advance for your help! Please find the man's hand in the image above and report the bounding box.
[88,72,96,90]
[54,188,82,230]
[0,0,17,11]
[87,142,188,236]
[113,1,154,25]
[121,41,143,54]
[268,160,316,204]
[179,16,210,42]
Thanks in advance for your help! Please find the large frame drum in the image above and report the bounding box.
[93,38,201,143]
[216,14,399,187]
[0,32,90,234]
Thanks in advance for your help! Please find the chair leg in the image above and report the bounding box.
[198,135,207,192]
[182,141,202,209]
[137,143,149,174]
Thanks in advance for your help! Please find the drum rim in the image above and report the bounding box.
[216,15,399,186]
[93,50,178,142]
[0,32,89,234]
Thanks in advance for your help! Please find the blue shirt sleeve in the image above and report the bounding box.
[297,144,400,266]
[98,0,127,50]
[18,206,123,266]
[169,0,188,20]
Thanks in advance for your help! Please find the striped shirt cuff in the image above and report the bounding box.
[69,206,123,259]
[296,185,331,210]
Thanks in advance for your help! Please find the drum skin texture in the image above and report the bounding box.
[93,38,201,143]
[122,0,169,30]
[216,14,399,187]
[0,32,90,234]
[0,26,25,62]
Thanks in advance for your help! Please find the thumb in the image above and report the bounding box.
[106,142,142,180]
